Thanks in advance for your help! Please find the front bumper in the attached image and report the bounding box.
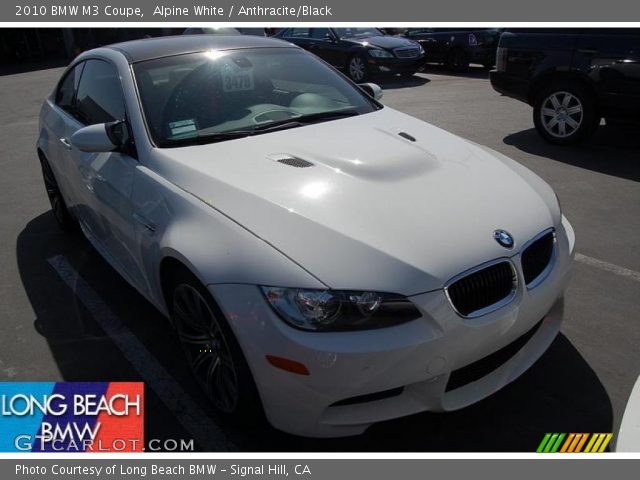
[210,216,575,437]
[367,55,426,74]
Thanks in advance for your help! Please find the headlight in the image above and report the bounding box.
[261,287,421,332]
[368,49,393,58]
[418,44,425,54]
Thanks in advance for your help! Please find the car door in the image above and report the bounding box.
[307,28,343,67]
[66,58,145,289]
[574,29,640,118]
[44,61,86,206]
[280,28,314,52]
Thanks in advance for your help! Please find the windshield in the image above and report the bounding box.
[334,28,384,39]
[133,48,380,147]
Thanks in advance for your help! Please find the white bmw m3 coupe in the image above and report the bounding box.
[37,35,575,438]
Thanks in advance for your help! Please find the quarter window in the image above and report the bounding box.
[75,60,126,125]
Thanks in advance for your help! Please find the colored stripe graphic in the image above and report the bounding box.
[597,434,613,452]
[536,433,552,453]
[538,433,613,453]
[560,433,575,453]
[584,433,598,453]
[575,433,589,452]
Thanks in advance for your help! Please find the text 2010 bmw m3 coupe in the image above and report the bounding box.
[37,35,575,437]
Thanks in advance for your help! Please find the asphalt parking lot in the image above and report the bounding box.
[0,63,638,452]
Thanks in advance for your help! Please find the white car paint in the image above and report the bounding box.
[616,376,640,451]
[37,37,575,437]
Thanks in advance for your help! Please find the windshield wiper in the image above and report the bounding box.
[248,109,361,132]
[160,130,256,148]
[161,109,361,147]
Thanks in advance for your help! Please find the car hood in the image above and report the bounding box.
[350,35,417,50]
[152,108,558,295]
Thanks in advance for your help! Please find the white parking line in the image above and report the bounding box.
[575,253,640,283]
[47,255,237,452]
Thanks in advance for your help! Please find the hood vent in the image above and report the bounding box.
[268,153,314,168]
[398,131,416,142]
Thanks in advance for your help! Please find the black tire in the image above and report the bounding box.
[39,154,77,231]
[445,49,469,71]
[346,54,368,82]
[533,82,599,145]
[400,70,417,78]
[167,268,262,423]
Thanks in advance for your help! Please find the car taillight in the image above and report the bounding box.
[496,46,508,72]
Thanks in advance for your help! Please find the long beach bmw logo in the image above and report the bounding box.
[494,229,515,249]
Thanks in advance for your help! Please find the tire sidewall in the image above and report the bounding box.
[39,155,77,231]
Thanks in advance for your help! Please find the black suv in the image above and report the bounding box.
[402,28,501,70]
[275,28,425,82]
[491,29,640,144]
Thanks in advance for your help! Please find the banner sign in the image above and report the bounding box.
[0,382,144,453]
[2,0,640,23]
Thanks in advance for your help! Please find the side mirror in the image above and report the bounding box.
[70,120,127,153]
[359,83,383,101]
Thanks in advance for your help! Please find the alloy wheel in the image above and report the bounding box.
[173,284,239,413]
[540,91,584,138]
[349,56,366,82]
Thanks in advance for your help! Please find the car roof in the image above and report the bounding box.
[106,35,294,63]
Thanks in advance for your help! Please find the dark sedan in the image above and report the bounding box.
[275,27,425,81]
[402,28,501,70]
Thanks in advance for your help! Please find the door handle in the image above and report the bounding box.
[578,48,598,55]
[132,212,157,233]
[59,137,72,150]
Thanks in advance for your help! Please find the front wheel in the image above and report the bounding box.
[169,270,261,421]
[533,83,599,145]
[347,55,368,82]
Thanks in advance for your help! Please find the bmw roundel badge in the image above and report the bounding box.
[493,229,514,249]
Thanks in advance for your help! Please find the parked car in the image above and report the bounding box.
[37,35,575,438]
[491,28,640,145]
[402,28,501,70]
[275,27,425,81]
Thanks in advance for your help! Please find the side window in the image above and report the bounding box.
[75,59,125,125]
[288,28,311,39]
[310,28,332,40]
[55,62,84,113]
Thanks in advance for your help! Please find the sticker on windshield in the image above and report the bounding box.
[169,119,198,136]
[221,62,254,93]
